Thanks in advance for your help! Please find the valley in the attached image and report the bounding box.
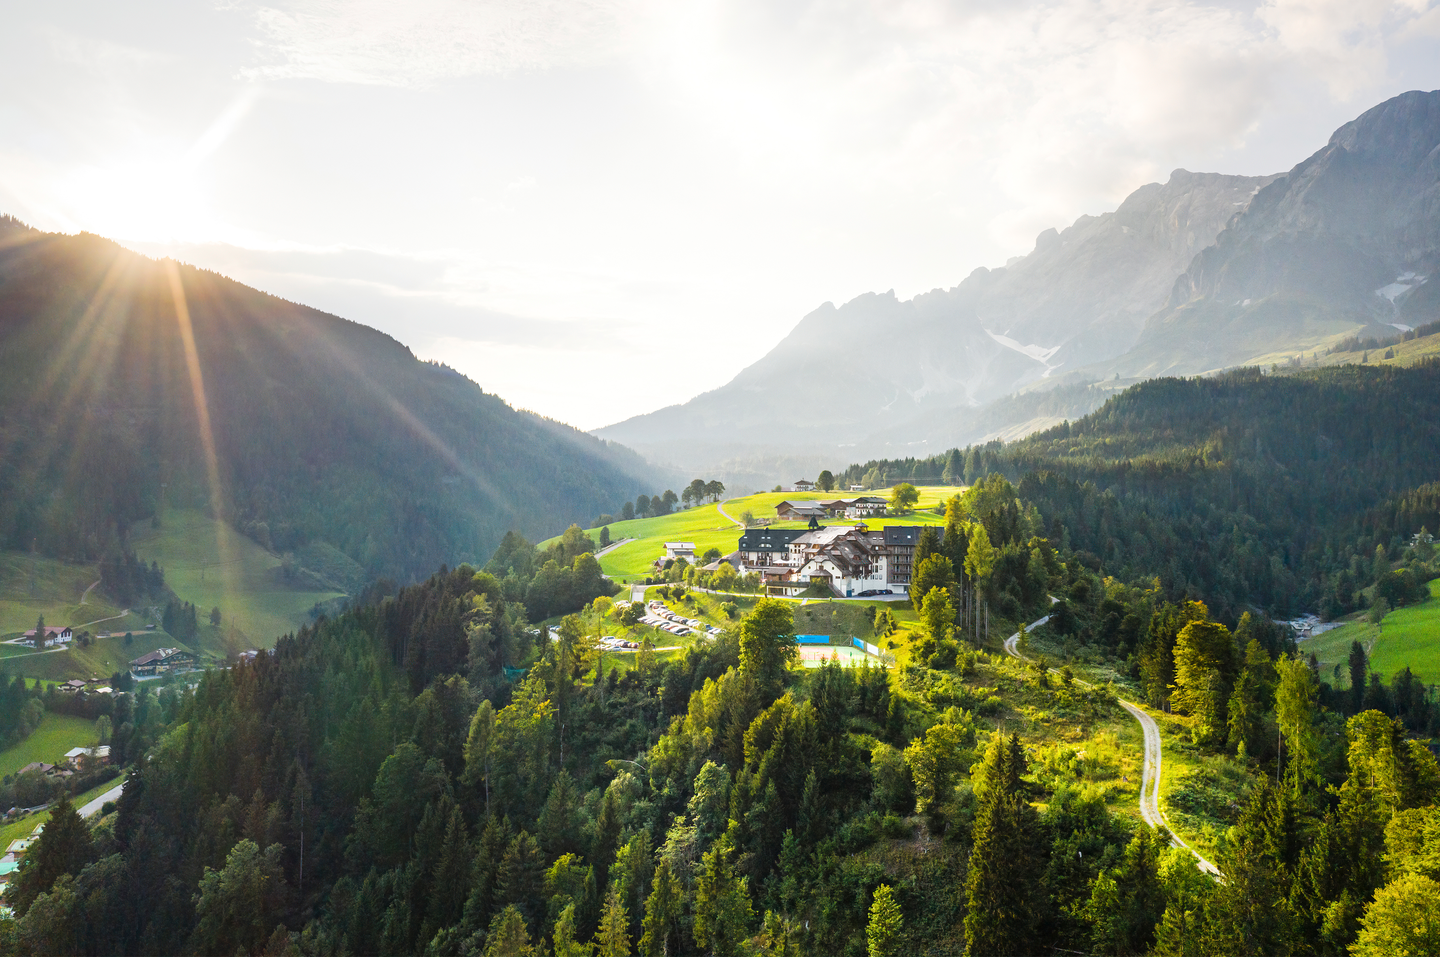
[3,85,1440,957]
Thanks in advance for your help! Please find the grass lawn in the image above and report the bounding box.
[130,509,344,653]
[548,486,966,583]
[1301,580,1440,684]
[0,553,128,637]
[0,714,99,779]
[0,771,129,850]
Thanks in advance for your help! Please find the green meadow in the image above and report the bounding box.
[1302,579,1440,683]
[547,485,965,583]
[0,713,99,780]
[0,553,129,638]
[130,509,345,653]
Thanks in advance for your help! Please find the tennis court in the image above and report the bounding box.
[797,645,872,668]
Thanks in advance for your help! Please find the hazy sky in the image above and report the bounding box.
[3,1,1438,429]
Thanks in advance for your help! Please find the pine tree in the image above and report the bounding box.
[7,795,94,917]
[553,903,593,957]
[1348,642,1368,715]
[484,905,535,957]
[693,838,753,956]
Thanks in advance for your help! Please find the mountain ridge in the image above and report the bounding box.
[597,90,1440,481]
[0,218,654,582]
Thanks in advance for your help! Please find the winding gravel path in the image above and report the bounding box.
[1004,618,1221,877]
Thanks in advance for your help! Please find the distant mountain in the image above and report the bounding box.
[0,219,653,583]
[1110,89,1440,378]
[596,169,1277,471]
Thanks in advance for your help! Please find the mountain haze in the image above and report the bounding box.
[1110,89,1440,378]
[597,169,1277,471]
[0,218,652,583]
[599,90,1440,480]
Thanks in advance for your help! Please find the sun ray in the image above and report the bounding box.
[164,258,242,634]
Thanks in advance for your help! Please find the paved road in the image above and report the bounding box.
[1003,618,1221,877]
[715,499,744,529]
[594,537,631,558]
[78,780,126,819]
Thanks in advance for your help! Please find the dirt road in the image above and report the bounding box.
[1004,618,1221,877]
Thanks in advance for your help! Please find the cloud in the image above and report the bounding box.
[241,0,643,86]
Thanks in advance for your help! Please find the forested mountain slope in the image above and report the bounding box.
[0,218,651,584]
[834,362,1440,622]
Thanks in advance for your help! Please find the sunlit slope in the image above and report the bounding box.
[130,509,343,651]
[546,486,964,582]
[0,218,652,585]
[1301,580,1440,682]
[0,553,127,636]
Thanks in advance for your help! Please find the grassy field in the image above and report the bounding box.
[552,486,966,583]
[1259,327,1440,373]
[0,714,99,779]
[1301,579,1440,683]
[0,553,130,638]
[130,509,345,653]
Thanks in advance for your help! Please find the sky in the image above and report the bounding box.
[2,1,1438,430]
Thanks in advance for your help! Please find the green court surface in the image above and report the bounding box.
[796,644,876,668]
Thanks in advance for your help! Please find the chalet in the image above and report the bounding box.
[662,542,696,561]
[17,763,55,776]
[63,746,111,768]
[775,501,828,521]
[22,626,72,646]
[59,679,88,694]
[776,497,886,521]
[792,479,816,491]
[129,647,199,676]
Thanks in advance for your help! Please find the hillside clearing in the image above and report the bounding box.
[130,509,345,652]
[1302,579,1440,683]
[0,713,99,779]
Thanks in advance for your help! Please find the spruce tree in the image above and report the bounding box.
[638,858,681,957]
[964,734,1041,956]
[594,885,631,957]
[7,795,94,917]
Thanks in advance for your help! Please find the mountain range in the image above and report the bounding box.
[597,90,1440,479]
[0,219,653,584]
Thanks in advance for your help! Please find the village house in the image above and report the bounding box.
[21,625,72,646]
[774,501,828,521]
[63,745,111,769]
[775,497,887,521]
[791,478,816,491]
[129,647,199,677]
